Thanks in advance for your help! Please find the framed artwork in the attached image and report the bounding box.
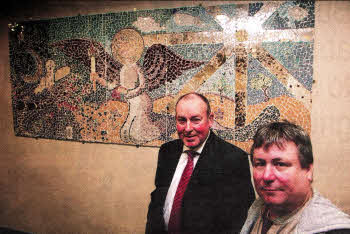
[9,1,314,151]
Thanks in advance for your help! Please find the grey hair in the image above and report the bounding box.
[175,92,211,117]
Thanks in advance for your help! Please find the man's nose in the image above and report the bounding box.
[185,121,193,132]
[263,165,276,181]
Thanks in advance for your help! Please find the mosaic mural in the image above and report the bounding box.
[8,1,314,152]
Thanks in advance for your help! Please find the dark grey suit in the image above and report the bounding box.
[146,131,255,234]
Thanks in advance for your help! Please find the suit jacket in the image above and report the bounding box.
[146,131,255,234]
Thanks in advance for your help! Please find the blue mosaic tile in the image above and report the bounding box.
[247,55,291,105]
[262,41,314,90]
[219,4,237,18]
[198,54,236,100]
[263,1,315,30]
[249,2,264,16]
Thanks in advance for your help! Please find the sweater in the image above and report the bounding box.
[240,191,350,234]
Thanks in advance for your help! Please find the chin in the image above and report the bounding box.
[262,196,286,206]
[184,141,199,148]
[264,199,282,206]
[186,143,198,149]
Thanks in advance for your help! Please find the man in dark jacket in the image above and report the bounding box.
[146,92,255,234]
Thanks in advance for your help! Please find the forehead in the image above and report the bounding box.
[176,95,208,115]
[253,142,299,161]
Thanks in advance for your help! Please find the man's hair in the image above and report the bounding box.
[250,120,313,169]
[175,92,211,117]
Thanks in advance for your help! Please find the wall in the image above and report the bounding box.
[0,1,349,233]
[312,0,350,211]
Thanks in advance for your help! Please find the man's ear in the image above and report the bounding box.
[208,112,214,128]
[307,164,313,183]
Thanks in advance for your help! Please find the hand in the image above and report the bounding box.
[90,72,106,86]
[117,86,128,95]
[111,86,128,100]
[90,72,99,82]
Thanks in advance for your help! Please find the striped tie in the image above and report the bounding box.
[168,150,196,233]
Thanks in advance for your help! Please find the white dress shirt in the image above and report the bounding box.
[163,133,210,230]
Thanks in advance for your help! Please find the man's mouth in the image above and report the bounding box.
[261,187,282,192]
[185,135,196,138]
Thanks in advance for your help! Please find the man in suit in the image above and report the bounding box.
[146,92,255,234]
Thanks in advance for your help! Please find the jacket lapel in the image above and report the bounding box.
[190,131,216,185]
[167,139,184,183]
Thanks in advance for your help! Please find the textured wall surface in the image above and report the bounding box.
[312,0,350,215]
[0,1,349,234]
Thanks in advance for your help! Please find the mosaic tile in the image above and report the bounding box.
[8,1,314,152]
[263,1,315,30]
[235,91,247,127]
[198,53,235,100]
[262,41,313,90]
[249,2,264,16]
[218,4,237,18]
[247,54,291,105]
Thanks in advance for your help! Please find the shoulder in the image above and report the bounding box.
[159,139,182,154]
[206,132,251,174]
[208,132,248,161]
[240,198,264,234]
[298,191,350,233]
[210,131,247,154]
[160,138,182,148]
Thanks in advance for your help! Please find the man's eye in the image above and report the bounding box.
[192,118,201,123]
[253,161,265,167]
[177,119,186,124]
[275,162,288,167]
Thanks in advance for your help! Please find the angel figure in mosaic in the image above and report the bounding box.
[52,28,204,144]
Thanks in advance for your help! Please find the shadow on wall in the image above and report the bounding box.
[0,227,31,234]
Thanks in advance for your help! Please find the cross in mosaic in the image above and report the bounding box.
[9,1,314,151]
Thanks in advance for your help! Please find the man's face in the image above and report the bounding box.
[252,141,313,212]
[175,96,213,149]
